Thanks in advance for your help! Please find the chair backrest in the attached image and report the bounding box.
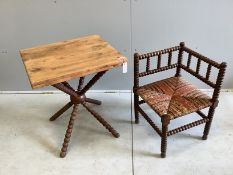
[134,45,180,78]
[178,43,227,103]
[134,42,227,103]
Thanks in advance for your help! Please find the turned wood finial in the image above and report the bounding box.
[180,42,185,47]
[134,52,140,58]
[220,62,227,68]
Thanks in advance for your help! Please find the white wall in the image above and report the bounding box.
[0,0,232,90]
[132,0,233,88]
[0,0,131,90]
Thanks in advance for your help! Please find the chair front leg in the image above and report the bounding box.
[134,53,140,124]
[161,115,170,158]
[202,105,216,140]
[134,94,139,124]
[161,124,168,158]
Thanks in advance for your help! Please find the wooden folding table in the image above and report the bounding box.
[20,35,127,158]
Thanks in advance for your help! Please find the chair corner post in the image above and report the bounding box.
[161,115,170,158]
[134,53,140,124]
[175,42,185,77]
[203,61,227,140]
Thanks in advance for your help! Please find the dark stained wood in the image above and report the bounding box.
[183,46,221,68]
[133,43,227,158]
[175,42,185,77]
[187,53,192,68]
[139,64,178,77]
[206,64,212,81]
[60,104,79,158]
[146,58,150,72]
[134,53,140,124]
[138,46,180,60]
[51,74,121,157]
[196,58,201,74]
[168,52,172,66]
[157,54,161,69]
[196,110,208,118]
[167,118,209,136]
[138,106,162,136]
[49,102,72,121]
[202,62,227,140]
[82,103,120,138]
[180,64,216,88]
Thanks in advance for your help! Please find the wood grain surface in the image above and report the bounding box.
[20,35,127,89]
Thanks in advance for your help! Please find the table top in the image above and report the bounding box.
[20,35,127,89]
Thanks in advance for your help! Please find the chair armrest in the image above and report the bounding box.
[180,46,227,103]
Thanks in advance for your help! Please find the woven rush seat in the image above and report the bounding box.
[136,76,212,120]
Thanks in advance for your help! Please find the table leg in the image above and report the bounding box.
[82,103,120,138]
[85,98,102,105]
[80,71,106,95]
[60,104,78,158]
[50,102,73,121]
[50,71,119,157]
[77,77,85,92]
[78,75,102,105]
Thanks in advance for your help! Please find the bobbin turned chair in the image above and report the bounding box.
[133,42,227,158]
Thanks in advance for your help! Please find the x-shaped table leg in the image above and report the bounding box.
[50,71,120,158]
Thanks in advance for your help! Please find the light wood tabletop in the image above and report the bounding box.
[20,35,127,89]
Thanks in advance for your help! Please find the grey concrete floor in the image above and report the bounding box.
[0,92,233,175]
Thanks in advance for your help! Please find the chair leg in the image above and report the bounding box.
[202,107,216,140]
[134,94,139,124]
[161,123,168,158]
[60,104,78,158]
